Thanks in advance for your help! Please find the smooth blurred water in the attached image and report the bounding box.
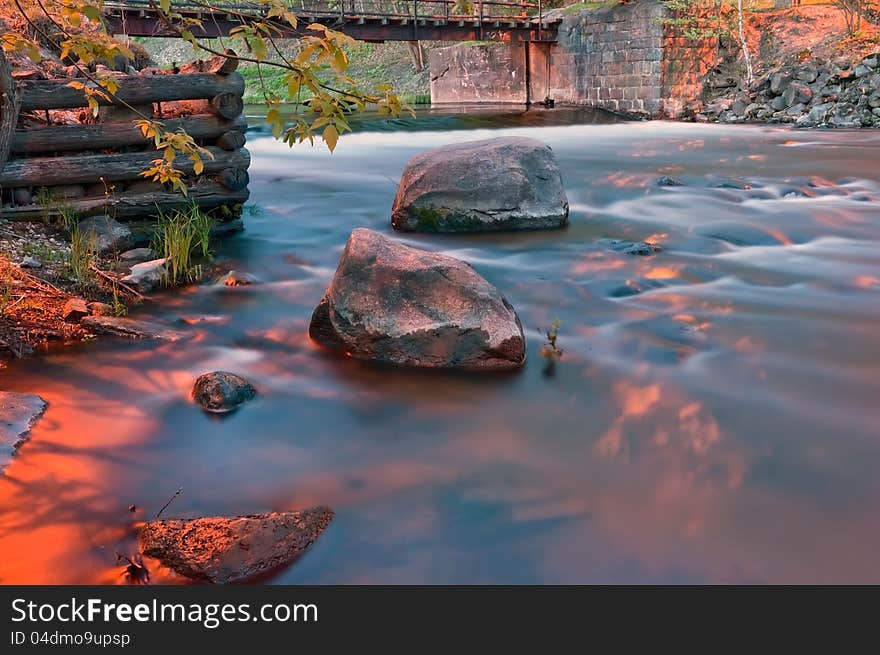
[1,107,879,584]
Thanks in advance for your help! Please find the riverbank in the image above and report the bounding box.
[698,6,880,127]
[136,38,436,105]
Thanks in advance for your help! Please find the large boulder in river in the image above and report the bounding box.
[139,508,333,584]
[391,137,569,232]
[309,228,526,369]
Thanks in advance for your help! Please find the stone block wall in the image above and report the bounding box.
[429,0,719,118]
[547,0,665,115]
[430,42,528,104]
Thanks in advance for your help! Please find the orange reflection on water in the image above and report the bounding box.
[645,267,680,280]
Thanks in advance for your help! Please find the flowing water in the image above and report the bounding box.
[1,107,879,584]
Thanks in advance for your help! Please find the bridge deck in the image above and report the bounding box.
[104,1,560,42]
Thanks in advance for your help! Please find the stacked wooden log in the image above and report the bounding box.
[0,52,250,227]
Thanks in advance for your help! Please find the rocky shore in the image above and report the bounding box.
[702,53,880,128]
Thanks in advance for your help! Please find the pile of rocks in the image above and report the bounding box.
[701,53,880,128]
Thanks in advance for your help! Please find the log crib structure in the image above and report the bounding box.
[0,51,250,237]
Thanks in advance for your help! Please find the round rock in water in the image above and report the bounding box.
[138,508,333,584]
[191,371,257,413]
[391,136,569,232]
[309,228,526,369]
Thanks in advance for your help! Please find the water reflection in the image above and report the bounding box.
[1,114,879,583]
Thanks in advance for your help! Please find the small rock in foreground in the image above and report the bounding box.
[121,258,167,292]
[309,228,526,369]
[119,248,156,263]
[87,302,113,316]
[76,216,134,254]
[138,508,334,584]
[81,315,184,341]
[62,298,89,323]
[191,371,257,413]
[0,392,47,474]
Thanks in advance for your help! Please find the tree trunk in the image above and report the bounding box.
[407,41,426,72]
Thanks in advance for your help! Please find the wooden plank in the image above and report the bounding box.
[19,72,245,111]
[0,146,250,187]
[0,182,249,221]
[11,114,246,155]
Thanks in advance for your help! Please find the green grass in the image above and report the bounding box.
[560,0,619,14]
[151,203,214,287]
[68,225,96,286]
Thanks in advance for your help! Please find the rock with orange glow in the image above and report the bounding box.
[138,508,333,584]
[310,228,526,369]
[0,392,47,474]
[392,137,569,232]
[191,371,256,414]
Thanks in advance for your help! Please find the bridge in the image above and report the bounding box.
[104,0,561,43]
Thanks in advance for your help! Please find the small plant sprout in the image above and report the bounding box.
[540,318,564,375]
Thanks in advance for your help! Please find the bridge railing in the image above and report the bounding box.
[106,0,546,24]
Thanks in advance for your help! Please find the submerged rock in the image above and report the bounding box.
[599,238,663,256]
[391,136,569,232]
[215,271,258,287]
[191,371,257,413]
[0,392,47,474]
[309,228,526,369]
[76,215,134,254]
[138,508,334,584]
[656,176,684,187]
[81,315,184,340]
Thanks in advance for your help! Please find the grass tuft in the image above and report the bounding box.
[151,203,215,287]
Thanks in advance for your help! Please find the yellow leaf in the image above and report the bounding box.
[193,158,204,175]
[322,124,339,153]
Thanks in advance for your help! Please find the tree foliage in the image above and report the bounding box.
[2,0,408,194]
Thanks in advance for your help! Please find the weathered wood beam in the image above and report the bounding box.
[0,51,20,172]
[217,167,249,191]
[11,114,246,155]
[215,129,247,151]
[0,147,250,187]
[210,92,244,121]
[19,72,245,111]
[177,50,239,76]
[0,182,249,221]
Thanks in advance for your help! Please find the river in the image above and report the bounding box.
[1,107,878,583]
